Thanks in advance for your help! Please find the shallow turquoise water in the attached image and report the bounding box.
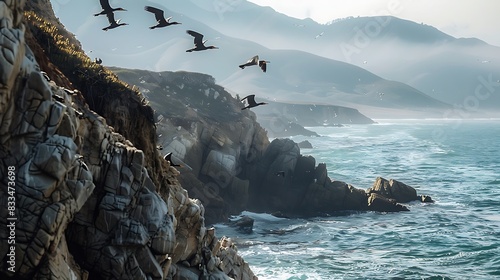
[215,120,500,279]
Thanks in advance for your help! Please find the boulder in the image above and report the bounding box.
[343,184,369,210]
[419,195,434,203]
[228,215,254,234]
[297,140,313,149]
[367,193,409,212]
[366,177,419,203]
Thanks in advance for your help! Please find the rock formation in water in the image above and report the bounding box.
[0,1,433,279]
[245,138,431,215]
[0,1,256,279]
[111,70,432,223]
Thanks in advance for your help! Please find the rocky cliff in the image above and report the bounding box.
[110,67,270,224]
[111,69,432,222]
[0,1,255,279]
[0,1,433,279]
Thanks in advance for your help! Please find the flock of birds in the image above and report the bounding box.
[94,0,270,110]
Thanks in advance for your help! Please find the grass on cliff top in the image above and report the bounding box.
[24,11,148,112]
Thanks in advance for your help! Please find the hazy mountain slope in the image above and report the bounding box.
[163,0,500,113]
[164,0,456,52]
[221,49,450,116]
[109,67,377,139]
[50,1,451,118]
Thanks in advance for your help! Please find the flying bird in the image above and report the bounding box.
[102,12,128,31]
[258,60,269,72]
[186,30,218,52]
[94,0,126,16]
[144,6,181,29]
[239,55,258,69]
[241,94,267,110]
[239,55,270,72]
[164,152,182,167]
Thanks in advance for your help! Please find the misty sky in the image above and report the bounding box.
[247,0,500,46]
[47,0,500,47]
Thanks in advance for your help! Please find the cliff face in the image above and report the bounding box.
[112,69,432,223]
[0,3,436,279]
[111,68,270,224]
[0,1,255,279]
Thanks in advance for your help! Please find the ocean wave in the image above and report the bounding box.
[230,211,289,222]
[216,122,500,279]
[486,179,500,185]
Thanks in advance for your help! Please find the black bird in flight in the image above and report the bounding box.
[241,94,267,110]
[239,55,270,72]
[102,12,128,31]
[258,60,269,72]
[164,152,182,167]
[186,30,218,52]
[144,6,181,29]
[94,0,126,16]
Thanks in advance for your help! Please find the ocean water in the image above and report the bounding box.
[214,119,500,280]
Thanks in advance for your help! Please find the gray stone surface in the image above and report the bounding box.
[0,2,257,280]
[366,177,420,203]
[248,139,430,216]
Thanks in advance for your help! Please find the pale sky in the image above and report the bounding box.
[247,0,500,46]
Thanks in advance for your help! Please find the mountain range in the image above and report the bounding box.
[51,0,500,118]
[163,0,500,111]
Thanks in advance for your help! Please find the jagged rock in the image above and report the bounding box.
[366,177,419,203]
[246,138,300,211]
[245,137,432,216]
[313,163,328,186]
[297,140,313,149]
[0,2,257,280]
[228,215,254,234]
[419,195,434,203]
[178,172,226,224]
[343,184,369,210]
[150,94,269,223]
[202,150,236,182]
[0,16,94,278]
[299,182,336,214]
[367,193,409,212]
[217,237,256,280]
[293,155,316,187]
